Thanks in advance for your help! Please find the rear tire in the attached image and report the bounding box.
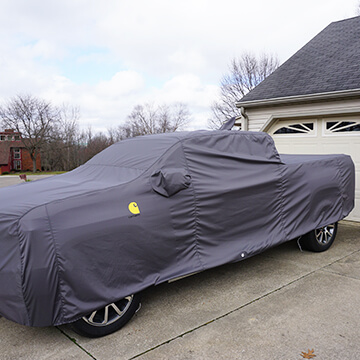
[70,294,141,338]
[300,222,338,252]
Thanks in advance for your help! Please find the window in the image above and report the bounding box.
[0,135,4,141]
[273,122,314,135]
[325,121,360,133]
[14,135,20,141]
[13,160,21,170]
[13,148,20,159]
[231,123,242,131]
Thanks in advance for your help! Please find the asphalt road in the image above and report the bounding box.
[0,175,359,359]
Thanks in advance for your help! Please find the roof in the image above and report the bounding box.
[0,141,25,165]
[238,16,360,104]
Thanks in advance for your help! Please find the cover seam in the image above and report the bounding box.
[276,163,290,241]
[44,204,67,323]
[15,220,32,325]
[179,140,205,270]
[334,157,346,215]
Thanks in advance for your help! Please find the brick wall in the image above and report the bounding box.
[22,149,41,171]
[0,165,10,174]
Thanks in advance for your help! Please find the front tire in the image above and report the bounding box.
[71,294,141,338]
[300,222,338,252]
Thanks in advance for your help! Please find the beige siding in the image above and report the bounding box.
[245,98,360,132]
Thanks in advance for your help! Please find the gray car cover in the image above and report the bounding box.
[0,130,355,327]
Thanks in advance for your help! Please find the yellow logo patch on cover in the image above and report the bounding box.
[128,202,140,215]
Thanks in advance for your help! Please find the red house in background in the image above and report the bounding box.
[0,129,41,174]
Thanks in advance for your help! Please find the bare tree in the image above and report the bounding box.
[157,103,190,133]
[126,103,159,136]
[41,104,81,171]
[209,53,279,129]
[109,102,191,140]
[0,94,61,171]
[79,127,112,164]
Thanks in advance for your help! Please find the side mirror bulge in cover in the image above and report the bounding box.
[150,169,191,197]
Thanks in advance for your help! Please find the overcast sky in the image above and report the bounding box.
[0,0,358,132]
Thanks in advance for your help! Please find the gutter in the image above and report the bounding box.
[236,88,360,108]
[239,108,248,131]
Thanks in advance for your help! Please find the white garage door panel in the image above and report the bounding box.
[269,118,360,222]
[293,144,319,153]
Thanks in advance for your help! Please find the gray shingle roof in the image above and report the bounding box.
[238,16,360,103]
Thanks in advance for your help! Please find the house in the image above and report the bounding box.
[0,129,41,174]
[237,16,360,222]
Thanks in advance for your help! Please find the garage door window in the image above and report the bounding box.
[273,122,314,135]
[325,121,360,133]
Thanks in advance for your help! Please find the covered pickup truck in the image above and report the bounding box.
[0,128,355,337]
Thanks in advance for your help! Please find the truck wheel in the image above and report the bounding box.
[71,294,141,338]
[300,222,338,252]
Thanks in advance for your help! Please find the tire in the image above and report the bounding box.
[70,294,141,338]
[300,222,338,252]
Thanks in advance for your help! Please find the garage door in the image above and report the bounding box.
[268,116,360,222]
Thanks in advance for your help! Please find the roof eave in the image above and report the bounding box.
[236,88,360,108]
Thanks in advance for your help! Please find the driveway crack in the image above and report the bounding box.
[129,247,360,359]
[57,327,97,359]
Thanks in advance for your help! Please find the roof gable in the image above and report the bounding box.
[238,16,360,103]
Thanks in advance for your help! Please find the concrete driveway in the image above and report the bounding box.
[0,174,54,188]
[0,176,360,359]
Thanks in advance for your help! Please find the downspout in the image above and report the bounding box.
[240,107,249,131]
